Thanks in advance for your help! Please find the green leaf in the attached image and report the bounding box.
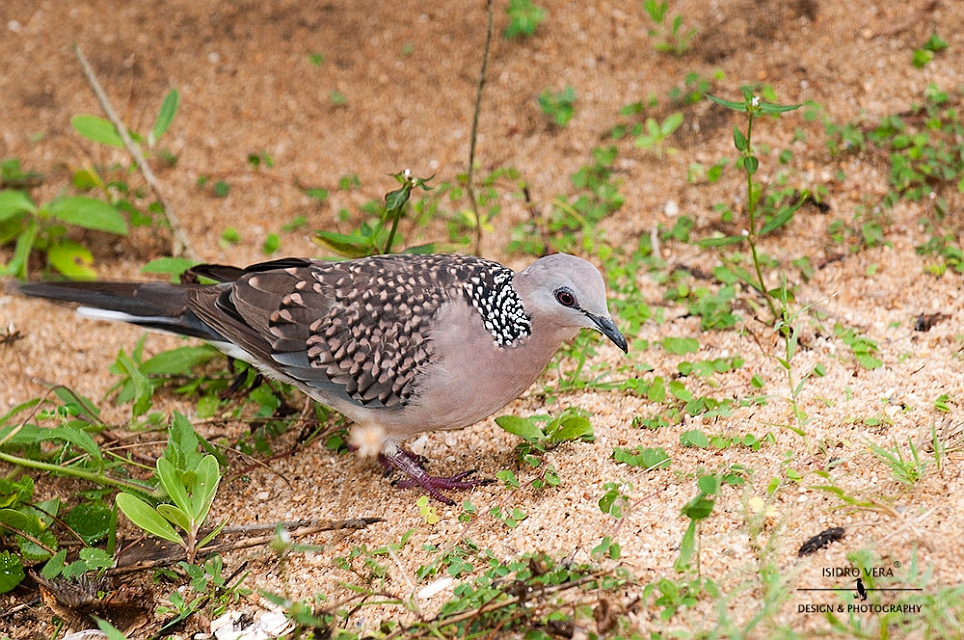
[46,196,128,235]
[495,415,546,442]
[77,547,113,572]
[156,503,191,532]
[18,527,57,562]
[0,190,36,222]
[41,548,67,580]
[758,101,804,114]
[680,429,710,448]
[114,349,153,416]
[313,230,374,258]
[152,89,179,142]
[71,115,125,148]
[189,454,221,522]
[64,503,112,545]
[732,127,747,151]
[2,424,104,463]
[139,345,219,376]
[661,336,699,354]
[661,112,684,135]
[549,414,593,442]
[707,94,747,112]
[744,156,759,175]
[6,218,38,279]
[96,616,132,640]
[0,551,25,593]
[116,493,184,545]
[612,446,671,470]
[47,240,97,280]
[164,412,205,472]
[697,235,744,248]
[673,519,698,572]
[156,457,192,516]
[758,205,798,236]
[141,257,200,281]
[384,186,411,212]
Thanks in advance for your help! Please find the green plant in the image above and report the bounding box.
[314,169,435,257]
[0,187,128,279]
[115,415,225,563]
[834,323,883,370]
[706,89,804,321]
[912,33,948,68]
[504,0,545,39]
[538,85,576,127]
[867,437,927,486]
[642,0,698,56]
[634,112,684,156]
[495,408,593,489]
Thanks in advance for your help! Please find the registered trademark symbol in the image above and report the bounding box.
[894,560,902,568]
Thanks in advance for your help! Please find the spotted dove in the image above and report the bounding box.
[18,253,627,502]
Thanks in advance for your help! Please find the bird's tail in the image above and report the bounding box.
[16,281,224,341]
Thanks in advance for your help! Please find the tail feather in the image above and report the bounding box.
[16,281,224,341]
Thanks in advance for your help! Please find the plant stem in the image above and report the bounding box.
[467,0,494,257]
[744,110,779,321]
[0,451,158,496]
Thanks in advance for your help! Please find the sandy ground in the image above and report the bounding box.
[2,0,964,637]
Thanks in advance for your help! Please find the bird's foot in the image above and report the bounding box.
[379,447,492,505]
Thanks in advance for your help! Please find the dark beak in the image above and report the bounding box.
[587,312,628,353]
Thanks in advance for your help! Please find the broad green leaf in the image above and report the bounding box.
[384,186,411,212]
[661,336,700,354]
[164,412,204,472]
[47,240,96,280]
[190,454,221,521]
[549,414,593,442]
[0,424,103,463]
[0,551,25,593]
[156,503,192,533]
[152,89,179,142]
[64,503,112,544]
[680,429,710,448]
[139,345,219,376]
[141,256,200,282]
[495,415,545,442]
[0,190,36,222]
[77,547,113,572]
[612,446,671,470]
[41,548,67,580]
[156,457,192,517]
[71,114,125,148]
[46,196,128,235]
[18,527,57,562]
[732,127,747,151]
[661,112,684,135]
[116,493,183,545]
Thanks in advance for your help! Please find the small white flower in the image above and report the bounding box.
[751,96,760,107]
[741,229,749,236]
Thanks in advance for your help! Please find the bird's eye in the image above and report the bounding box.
[554,288,576,307]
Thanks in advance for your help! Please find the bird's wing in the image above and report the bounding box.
[187,256,469,408]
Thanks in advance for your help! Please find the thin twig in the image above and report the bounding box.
[467,0,494,257]
[109,517,382,576]
[73,44,196,260]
